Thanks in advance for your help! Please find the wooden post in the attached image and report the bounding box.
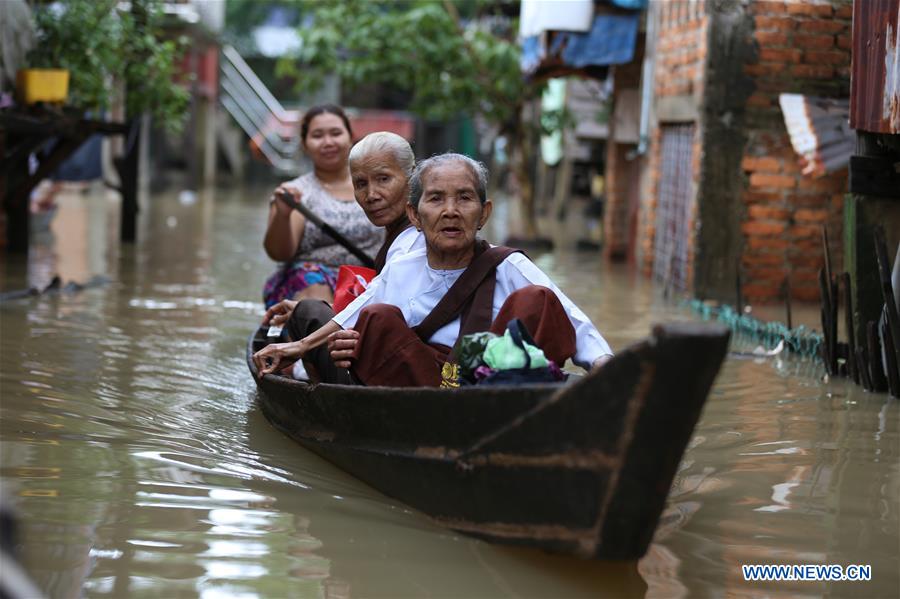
[783,276,793,330]
[115,119,141,242]
[873,225,900,381]
[841,272,858,384]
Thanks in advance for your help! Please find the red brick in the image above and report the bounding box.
[793,194,829,208]
[796,20,845,34]
[785,2,833,17]
[790,268,822,283]
[747,237,790,251]
[794,208,829,223]
[744,63,788,76]
[755,30,789,45]
[759,47,803,62]
[743,283,781,300]
[794,33,835,49]
[792,238,822,253]
[742,156,782,172]
[755,16,796,31]
[748,205,792,220]
[789,224,821,238]
[743,190,784,204]
[743,253,785,266]
[747,266,790,281]
[835,4,853,19]
[793,286,820,302]
[742,221,787,236]
[781,158,801,174]
[797,175,843,191]
[752,1,787,14]
[789,254,826,268]
[790,64,833,78]
[750,173,796,189]
[804,50,849,65]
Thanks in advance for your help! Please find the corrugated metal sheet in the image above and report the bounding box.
[850,0,900,134]
[779,94,853,176]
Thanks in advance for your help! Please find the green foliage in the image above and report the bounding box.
[224,0,309,46]
[28,0,189,132]
[277,0,533,133]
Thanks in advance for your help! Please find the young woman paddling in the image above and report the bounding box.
[262,105,383,308]
[253,153,613,385]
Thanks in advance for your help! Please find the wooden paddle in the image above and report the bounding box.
[276,190,375,268]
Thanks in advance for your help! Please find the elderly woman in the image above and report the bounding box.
[262,131,425,382]
[254,153,612,386]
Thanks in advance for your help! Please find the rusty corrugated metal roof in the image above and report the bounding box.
[850,0,900,134]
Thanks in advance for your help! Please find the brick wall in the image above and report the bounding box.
[637,0,852,303]
[639,2,708,285]
[739,0,852,302]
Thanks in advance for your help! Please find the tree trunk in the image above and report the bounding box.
[511,115,537,239]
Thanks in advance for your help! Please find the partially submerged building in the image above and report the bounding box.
[628,0,854,304]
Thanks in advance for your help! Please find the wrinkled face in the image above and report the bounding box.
[350,151,409,227]
[408,161,491,260]
[302,113,351,170]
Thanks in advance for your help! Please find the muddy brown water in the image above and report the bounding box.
[1,186,897,598]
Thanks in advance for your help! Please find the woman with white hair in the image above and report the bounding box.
[254,152,612,387]
[262,131,425,382]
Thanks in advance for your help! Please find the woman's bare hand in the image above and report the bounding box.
[253,341,304,375]
[262,299,298,326]
[327,329,360,369]
[271,184,301,218]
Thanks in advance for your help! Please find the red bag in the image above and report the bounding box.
[333,265,376,313]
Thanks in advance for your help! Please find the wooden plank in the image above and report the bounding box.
[867,321,889,392]
[882,318,900,397]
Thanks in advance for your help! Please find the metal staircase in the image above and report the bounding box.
[219,45,300,174]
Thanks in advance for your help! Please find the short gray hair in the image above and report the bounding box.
[409,153,488,208]
[348,132,415,177]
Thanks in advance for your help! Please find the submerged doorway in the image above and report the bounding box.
[653,123,695,291]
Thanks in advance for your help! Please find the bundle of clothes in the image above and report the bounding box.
[441,319,567,387]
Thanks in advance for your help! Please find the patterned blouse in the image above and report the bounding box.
[286,172,384,267]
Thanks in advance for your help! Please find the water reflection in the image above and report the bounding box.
[0,186,897,597]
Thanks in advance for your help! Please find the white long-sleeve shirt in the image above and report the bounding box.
[333,249,613,370]
[383,226,425,265]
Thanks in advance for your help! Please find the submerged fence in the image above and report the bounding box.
[686,299,824,359]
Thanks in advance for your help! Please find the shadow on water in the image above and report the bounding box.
[0,185,897,597]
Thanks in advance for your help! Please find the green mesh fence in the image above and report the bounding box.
[685,299,824,359]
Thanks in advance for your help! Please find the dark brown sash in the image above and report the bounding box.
[412,240,520,344]
[373,218,413,273]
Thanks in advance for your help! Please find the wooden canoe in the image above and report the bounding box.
[247,322,730,560]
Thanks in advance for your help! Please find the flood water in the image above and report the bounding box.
[1,186,897,598]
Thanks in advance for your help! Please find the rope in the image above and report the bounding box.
[685,299,824,359]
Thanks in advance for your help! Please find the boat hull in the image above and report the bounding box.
[248,322,729,559]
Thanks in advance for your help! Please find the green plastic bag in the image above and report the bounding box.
[483,328,549,370]
[455,331,498,384]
